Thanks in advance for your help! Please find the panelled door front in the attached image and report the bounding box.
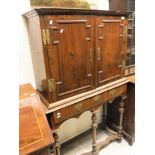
[95,16,127,87]
[44,15,95,101]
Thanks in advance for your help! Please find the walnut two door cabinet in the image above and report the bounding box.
[23,8,131,155]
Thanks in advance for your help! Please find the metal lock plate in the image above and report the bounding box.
[109,89,117,97]
[74,102,82,111]
[93,95,101,102]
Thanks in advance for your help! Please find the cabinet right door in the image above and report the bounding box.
[95,16,127,87]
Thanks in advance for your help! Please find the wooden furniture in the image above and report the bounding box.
[109,0,135,11]
[125,13,135,76]
[106,76,135,145]
[23,8,131,155]
[19,84,54,155]
[109,0,135,76]
[123,81,135,144]
[108,1,135,142]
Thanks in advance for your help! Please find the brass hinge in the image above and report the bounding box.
[48,79,56,93]
[122,60,126,69]
[89,49,93,62]
[42,29,50,45]
[123,26,128,38]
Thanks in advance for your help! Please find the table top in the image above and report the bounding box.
[19,83,37,100]
[19,84,54,155]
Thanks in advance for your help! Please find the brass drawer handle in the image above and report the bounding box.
[74,102,82,111]
[93,95,101,102]
[109,89,117,96]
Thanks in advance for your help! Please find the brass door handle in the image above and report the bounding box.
[97,47,101,60]
[89,49,93,62]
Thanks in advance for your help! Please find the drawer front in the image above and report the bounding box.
[106,84,127,101]
[52,84,127,124]
[53,92,106,124]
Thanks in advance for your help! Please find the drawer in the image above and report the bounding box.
[53,92,106,124]
[52,85,127,124]
[106,84,127,101]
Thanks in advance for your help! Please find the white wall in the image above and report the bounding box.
[87,0,109,9]
[20,0,109,143]
[19,0,36,88]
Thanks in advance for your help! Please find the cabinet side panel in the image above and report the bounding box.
[27,16,46,91]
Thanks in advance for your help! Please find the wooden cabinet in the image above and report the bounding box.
[109,0,135,76]
[23,9,131,154]
[24,8,129,104]
[109,0,135,12]
[125,13,135,75]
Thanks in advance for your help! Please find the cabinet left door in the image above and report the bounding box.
[42,15,95,101]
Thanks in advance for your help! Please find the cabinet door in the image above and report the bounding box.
[95,16,127,86]
[44,15,95,101]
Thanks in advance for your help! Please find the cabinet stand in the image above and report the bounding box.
[81,96,126,155]
[53,132,61,155]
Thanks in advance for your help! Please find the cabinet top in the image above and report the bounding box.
[23,7,131,18]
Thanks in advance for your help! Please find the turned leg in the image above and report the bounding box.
[102,103,107,130]
[117,96,126,143]
[91,112,98,155]
[53,132,61,155]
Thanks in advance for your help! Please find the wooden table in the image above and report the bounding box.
[19,84,54,155]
